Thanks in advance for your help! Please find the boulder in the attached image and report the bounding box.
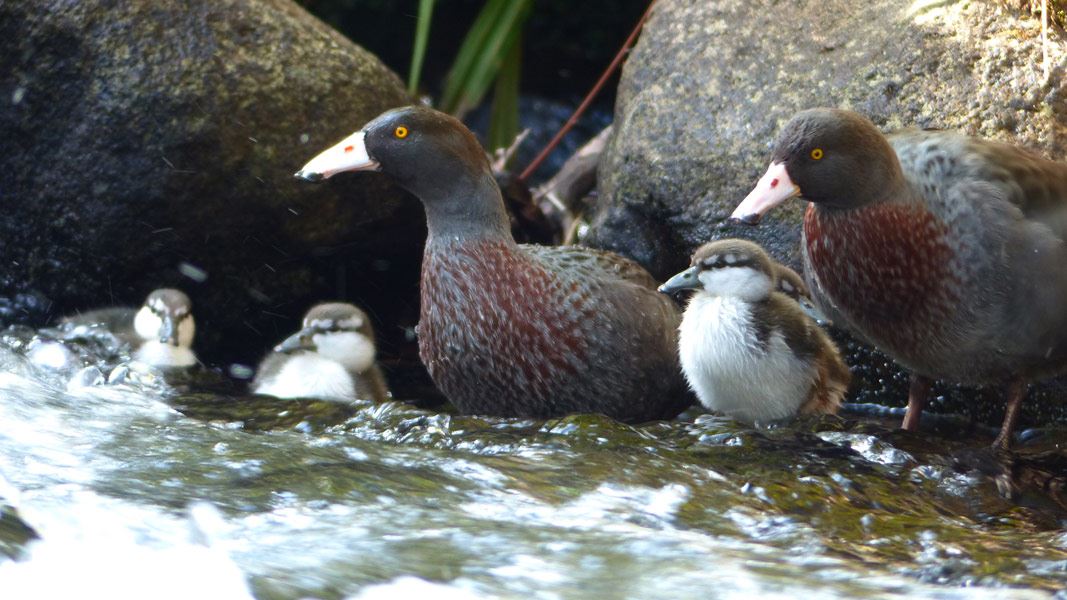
[591,0,1067,425]
[0,0,421,366]
[591,0,1066,278]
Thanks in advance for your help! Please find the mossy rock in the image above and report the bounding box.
[0,0,420,366]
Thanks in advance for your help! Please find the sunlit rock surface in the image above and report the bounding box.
[591,0,1067,426]
[0,329,1065,598]
[0,0,421,366]
[592,0,1066,274]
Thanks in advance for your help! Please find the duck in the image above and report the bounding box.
[295,106,690,422]
[63,288,197,368]
[659,239,849,422]
[252,302,389,403]
[731,107,1067,448]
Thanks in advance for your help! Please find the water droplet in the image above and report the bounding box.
[178,262,209,283]
[228,364,254,379]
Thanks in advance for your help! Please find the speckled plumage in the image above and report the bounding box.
[296,105,690,422]
[735,108,1067,446]
[421,238,687,421]
[801,124,1067,384]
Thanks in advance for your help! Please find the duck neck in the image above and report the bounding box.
[420,170,514,246]
[810,174,913,217]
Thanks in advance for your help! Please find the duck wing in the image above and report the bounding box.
[754,294,850,414]
[890,129,1067,236]
[520,243,691,420]
[891,130,1067,366]
[521,244,661,291]
[61,307,140,346]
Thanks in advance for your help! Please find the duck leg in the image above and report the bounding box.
[992,379,1027,450]
[901,374,931,431]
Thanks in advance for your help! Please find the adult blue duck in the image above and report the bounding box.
[296,106,690,422]
[732,108,1067,448]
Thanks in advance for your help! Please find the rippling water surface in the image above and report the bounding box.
[0,325,1065,599]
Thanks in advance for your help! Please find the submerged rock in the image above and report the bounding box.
[590,0,1067,425]
[0,502,38,561]
[0,0,420,365]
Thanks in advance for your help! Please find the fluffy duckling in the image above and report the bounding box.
[252,303,389,403]
[659,239,849,423]
[63,288,197,369]
[774,263,832,325]
[773,263,808,301]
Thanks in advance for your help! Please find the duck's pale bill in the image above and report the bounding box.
[295,130,380,181]
[731,161,800,224]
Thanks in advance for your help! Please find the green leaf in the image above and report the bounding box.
[487,28,521,156]
[439,0,505,115]
[407,0,436,96]
[440,0,531,118]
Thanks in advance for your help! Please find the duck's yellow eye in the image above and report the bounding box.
[810,148,824,160]
[394,125,409,139]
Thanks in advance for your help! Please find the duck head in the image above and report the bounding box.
[295,106,507,240]
[659,239,776,302]
[134,288,195,348]
[731,108,904,224]
[276,303,377,373]
[133,288,197,368]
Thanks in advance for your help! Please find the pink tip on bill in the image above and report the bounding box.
[730,161,801,224]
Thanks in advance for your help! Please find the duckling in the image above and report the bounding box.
[773,263,808,302]
[252,303,389,403]
[659,239,849,423]
[63,288,197,369]
[774,263,832,325]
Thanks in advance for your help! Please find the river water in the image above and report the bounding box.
[0,325,1065,599]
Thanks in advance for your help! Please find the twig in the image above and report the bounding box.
[491,128,530,173]
[532,124,612,223]
[517,0,659,183]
